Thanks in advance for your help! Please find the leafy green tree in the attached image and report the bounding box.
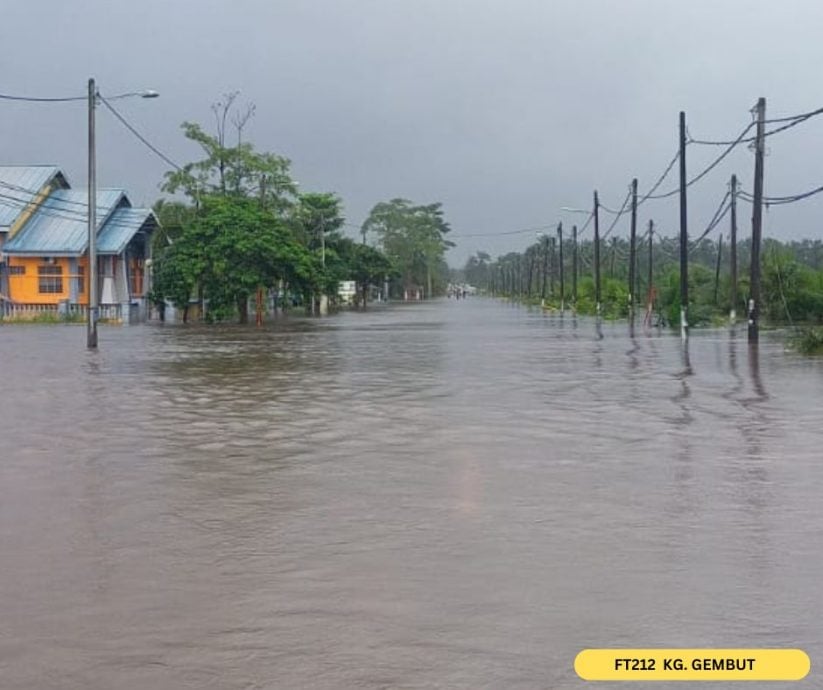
[290,192,346,306]
[362,198,453,297]
[347,243,394,308]
[463,251,491,289]
[151,199,196,248]
[162,95,297,215]
[149,238,203,322]
[151,196,313,323]
[291,192,344,247]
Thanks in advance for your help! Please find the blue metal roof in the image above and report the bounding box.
[3,189,128,256]
[0,166,68,230]
[97,207,156,255]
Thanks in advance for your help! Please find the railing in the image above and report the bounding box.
[1,301,123,322]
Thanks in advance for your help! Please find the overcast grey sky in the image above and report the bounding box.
[3,0,823,265]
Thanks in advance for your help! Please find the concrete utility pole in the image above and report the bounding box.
[679,110,689,340]
[729,174,738,323]
[87,77,98,349]
[572,224,578,306]
[749,97,766,344]
[557,222,565,311]
[549,237,556,296]
[83,79,157,346]
[628,177,638,315]
[593,190,601,315]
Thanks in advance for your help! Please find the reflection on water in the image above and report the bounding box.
[1,301,823,689]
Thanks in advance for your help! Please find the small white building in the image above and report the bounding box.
[338,280,357,305]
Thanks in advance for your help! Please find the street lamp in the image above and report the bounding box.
[87,77,159,349]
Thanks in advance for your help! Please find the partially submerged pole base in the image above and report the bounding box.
[747,299,758,343]
[87,312,98,349]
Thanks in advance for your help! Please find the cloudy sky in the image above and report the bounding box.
[3,0,823,264]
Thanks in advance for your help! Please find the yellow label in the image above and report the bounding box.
[574,649,810,681]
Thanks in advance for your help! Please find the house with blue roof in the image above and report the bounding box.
[0,165,158,322]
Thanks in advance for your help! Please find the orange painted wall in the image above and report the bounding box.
[7,256,89,305]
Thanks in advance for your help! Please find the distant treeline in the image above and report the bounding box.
[458,237,823,327]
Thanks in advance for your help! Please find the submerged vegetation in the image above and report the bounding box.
[459,236,823,332]
[790,327,823,355]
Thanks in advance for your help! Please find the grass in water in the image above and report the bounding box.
[790,327,823,355]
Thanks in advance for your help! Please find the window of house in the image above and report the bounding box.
[38,265,63,294]
[9,265,26,275]
[77,265,85,294]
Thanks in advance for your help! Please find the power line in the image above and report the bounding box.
[601,188,632,240]
[98,95,182,171]
[449,223,553,239]
[562,151,677,230]
[763,104,823,124]
[0,92,85,103]
[599,201,627,215]
[577,211,594,234]
[739,182,823,206]
[637,149,680,206]
[0,189,95,220]
[644,122,754,201]
[689,111,823,146]
[688,104,823,145]
[689,190,731,251]
[0,191,155,231]
[0,180,91,210]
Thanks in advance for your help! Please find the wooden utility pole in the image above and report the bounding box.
[541,234,549,302]
[557,222,565,311]
[609,237,617,278]
[730,174,738,323]
[749,98,766,343]
[714,234,724,305]
[647,220,654,316]
[572,225,578,306]
[593,191,601,315]
[628,177,638,315]
[679,110,689,340]
[549,237,556,296]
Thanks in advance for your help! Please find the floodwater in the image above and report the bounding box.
[1,299,822,689]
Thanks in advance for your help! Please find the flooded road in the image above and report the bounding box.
[1,299,822,689]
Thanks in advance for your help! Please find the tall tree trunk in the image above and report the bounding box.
[361,284,368,310]
[237,296,249,324]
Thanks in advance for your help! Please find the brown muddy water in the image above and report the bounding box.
[1,299,822,689]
